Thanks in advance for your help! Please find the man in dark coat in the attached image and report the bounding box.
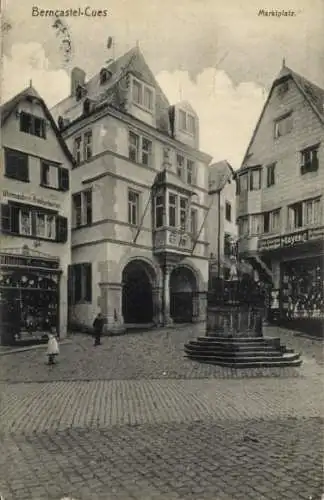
[93,313,104,346]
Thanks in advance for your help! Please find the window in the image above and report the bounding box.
[4,149,29,182]
[239,173,248,193]
[70,263,92,303]
[168,193,177,227]
[74,136,82,165]
[155,194,164,228]
[128,190,139,225]
[72,190,92,228]
[41,162,59,189]
[84,131,92,161]
[238,217,249,236]
[1,204,67,242]
[176,154,184,179]
[301,145,319,174]
[179,110,195,135]
[263,209,280,233]
[274,113,293,138]
[141,138,152,166]
[187,159,195,184]
[190,209,198,236]
[129,131,139,162]
[132,78,154,111]
[288,198,321,229]
[179,197,188,230]
[250,169,261,191]
[100,69,111,85]
[225,202,232,222]
[19,209,32,236]
[35,213,56,240]
[266,163,276,187]
[224,233,232,257]
[20,111,46,139]
[251,214,262,235]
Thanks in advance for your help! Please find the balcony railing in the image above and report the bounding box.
[153,228,192,254]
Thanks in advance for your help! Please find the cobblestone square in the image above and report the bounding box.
[0,325,323,499]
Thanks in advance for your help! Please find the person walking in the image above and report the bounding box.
[47,333,59,365]
[93,312,104,346]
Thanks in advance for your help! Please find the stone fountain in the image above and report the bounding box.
[185,265,302,368]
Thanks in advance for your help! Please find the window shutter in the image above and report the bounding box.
[84,263,92,302]
[56,216,68,243]
[1,204,11,233]
[59,167,70,191]
[68,265,74,305]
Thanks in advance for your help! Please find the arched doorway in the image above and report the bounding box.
[122,260,155,324]
[170,266,197,323]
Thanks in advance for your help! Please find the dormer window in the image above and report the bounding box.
[179,110,195,135]
[131,77,154,112]
[274,112,293,138]
[100,68,112,85]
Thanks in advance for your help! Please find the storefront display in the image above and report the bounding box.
[281,257,323,320]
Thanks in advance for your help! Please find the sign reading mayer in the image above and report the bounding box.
[2,190,60,210]
[258,227,321,251]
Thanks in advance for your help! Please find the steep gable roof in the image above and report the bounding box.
[241,65,324,167]
[209,160,234,192]
[1,86,75,166]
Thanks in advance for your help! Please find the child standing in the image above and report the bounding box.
[47,333,59,365]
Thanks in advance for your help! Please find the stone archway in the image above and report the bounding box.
[122,259,156,324]
[169,266,198,323]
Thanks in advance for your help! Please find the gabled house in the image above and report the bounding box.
[236,62,324,325]
[51,45,212,332]
[0,86,73,344]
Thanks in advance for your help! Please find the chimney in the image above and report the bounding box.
[71,67,86,96]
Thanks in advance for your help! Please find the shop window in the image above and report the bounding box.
[154,194,164,228]
[4,149,29,182]
[20,111,46,139]
[128,189,139,225]
[225,202,232,222]
[70,263,92,303]
[274,112,293,138]
[301,145,319,174]
[249,169,261,191]
[72,189,92,228]
[266,163,276,187]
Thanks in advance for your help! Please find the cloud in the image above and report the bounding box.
[156,69,267,168]
[1,42,70,107]
[2,42,267,168]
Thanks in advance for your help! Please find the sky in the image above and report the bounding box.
[1,0,323,168]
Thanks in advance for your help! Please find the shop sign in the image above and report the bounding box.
[2,190,60,210]
[281,230,308,247]
[308,225,324,241]
[258,236,281,251]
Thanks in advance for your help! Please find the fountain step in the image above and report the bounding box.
[184,355,302,368]
[187,341,279,352]
[184,347,288,358]
[198,336,267,342]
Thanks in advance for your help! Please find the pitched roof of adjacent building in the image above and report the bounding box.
[240,64,324,167]
[1,86,75,165]
[209,160,235,192]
